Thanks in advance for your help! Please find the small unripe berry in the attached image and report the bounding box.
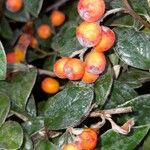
[94,26,115,52]
[30,37,38,48]
[85,50,106,75]
[78,0,105,22]
[76,22,102,47]
[53,57,70,79]
[6,0,23,13]
[37,24,52,39]
[76,128,97,150]
[6,52,16,63]
[50,10,65,26]
[82,71,99,84]
[64,58,85,80]
[41,77,60,94]
[62,144,79,150]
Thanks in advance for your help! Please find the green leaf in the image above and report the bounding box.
[99,125,150,150]
[117,95,150,126]
[44,82,94,130]
[109,0,150,16]
[0,17,13,39]
[26,0,43,17]
[94,65,114,107]
[0,121,23,150]
[0,93,10,127]
[104,81,138,109]
[119,68,150,88]
[9,68,37,110]
[26,95,37,117]
[143,132,150,150]
[114,27,150,70]
[22,117,44,135]
[54,132,73,149]
[21,134,33,150]
[0,41,6,80]
[51,22,82,56]
[35,139,58,150]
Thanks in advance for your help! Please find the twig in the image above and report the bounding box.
[45,0,70,12]
[38,69,56,77]
[10,110,28,122]
[90,106,132,117]
[70,48,88,58]
[123,0,150,28]
[100,8,125,22]
[79,48,88,61]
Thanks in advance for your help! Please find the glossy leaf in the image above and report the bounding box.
[51,22,82,56]
[22,117,44,135]
[119,68,150,88]
[99,125,150,150]
[117,95,150,126]
[26,95,37,117]
[0,93,10,127]
[44,82,94,130]
[35,139,58,150]
[9,68,37,110]
[0,41,6,80]
[114,27,150,70]
[94,65,114,107]
[143,132,150,150]
[0,121,23,150]
[105,81,138,108]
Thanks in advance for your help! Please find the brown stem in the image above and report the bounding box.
[123,0,150,28]
[90,106,133,117]
[38,69,56,77]
[45,0,69,12]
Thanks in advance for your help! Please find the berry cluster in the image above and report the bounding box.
[62,128,98,150]
[53,0,115,84]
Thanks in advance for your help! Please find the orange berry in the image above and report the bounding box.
[77,128,97,150]
[41,77,60,94]
[50,10,65,26]
[76,22,102,47]
[62,144,79,150]
[30,37,38,48]
[94,26,115,52]
[85,50,106,75]
[53,57,70,79]
[37,24,52,39]
[6,0,23,13]
[64,58,85,80]
[6,52,16,63]
[77,0,105,22]
[82,71,99,84]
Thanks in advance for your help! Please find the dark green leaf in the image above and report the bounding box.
[22,117,44,135]
[0,93,10,127]
[26,0,43,17]
[104,81,138,109]
[119,68,150,88]
[0,121,23,149]
[51,22,82,56]
[44,82,94,130]
[99,125,150,150]
[0,41,6,80]
[114,27,150,70]
[26,95,37,117]
[117,95,150,126]
[94,65,113,107]
[0,17,13,39]
[35,139,58,150]
[21,134,33,150]
[10,68,37,110]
